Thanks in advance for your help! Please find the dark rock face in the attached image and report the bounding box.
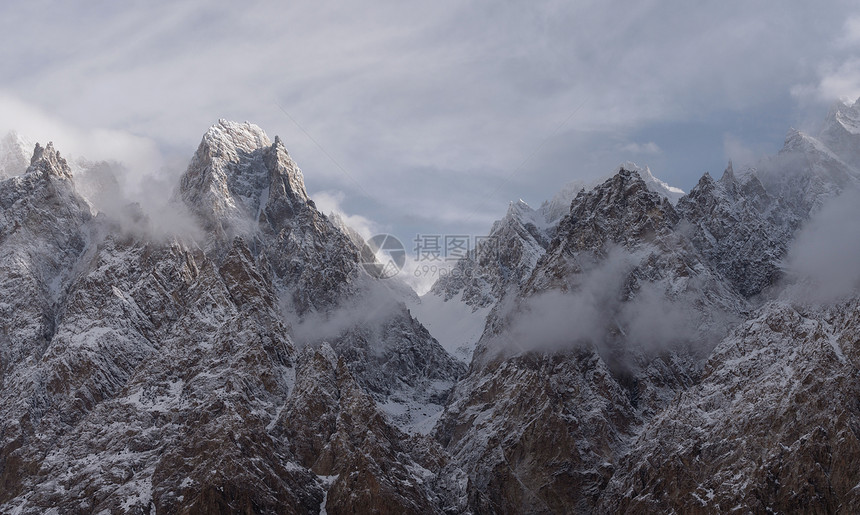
[0,227,322,513]
[275,344,448,514]
[327,306,466,425]
[676,164,794,298]
[436,349,637,514]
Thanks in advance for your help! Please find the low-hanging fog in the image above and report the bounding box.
[783,187,860,304]
[477,246,726,365]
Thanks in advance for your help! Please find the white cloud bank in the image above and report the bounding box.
[792,14,860,104]
[0,91,163,180]
[784,188,860,304]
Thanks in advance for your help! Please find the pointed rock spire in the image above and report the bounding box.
[28,142,73,180]
[266,135,308,202]
[505,198,533,218]
[719,160,736,184]
[180,120,310,234]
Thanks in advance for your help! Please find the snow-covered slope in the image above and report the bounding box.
[755,128,859,221]
[602,298,860,513]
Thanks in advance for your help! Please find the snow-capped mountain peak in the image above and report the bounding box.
[270,135,309,201]
[817,96,860,167]
[202,118,272,154]
[619,160,685,204]
[506,198,531,216]
[537,164,684,224]
[823,96,860,136]
[538,178,593,224]
[504,198,551,231]
[180,120,310,236]
[719,159,735,182]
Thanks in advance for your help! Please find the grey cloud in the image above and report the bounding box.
[793,14,860,103]
[281,280,409,346]
[74,158,204,242]
[1,1,857,256]
[480,247,704,363]
[783,187,860,304]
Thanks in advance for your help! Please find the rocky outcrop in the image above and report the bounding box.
[0,143,92,382]
[436,349,637,513]
[0,224,324,513]
[180,119,360,315]
[430,164,684,312]
[275,344,448,514]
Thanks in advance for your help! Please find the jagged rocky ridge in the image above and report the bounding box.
[0,122,463,513]
[424,99,860,513]
[430,163,684,314]
[433,167,746,513]
[0,98,859,514]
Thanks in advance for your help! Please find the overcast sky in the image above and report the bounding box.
[2,0,860,289]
